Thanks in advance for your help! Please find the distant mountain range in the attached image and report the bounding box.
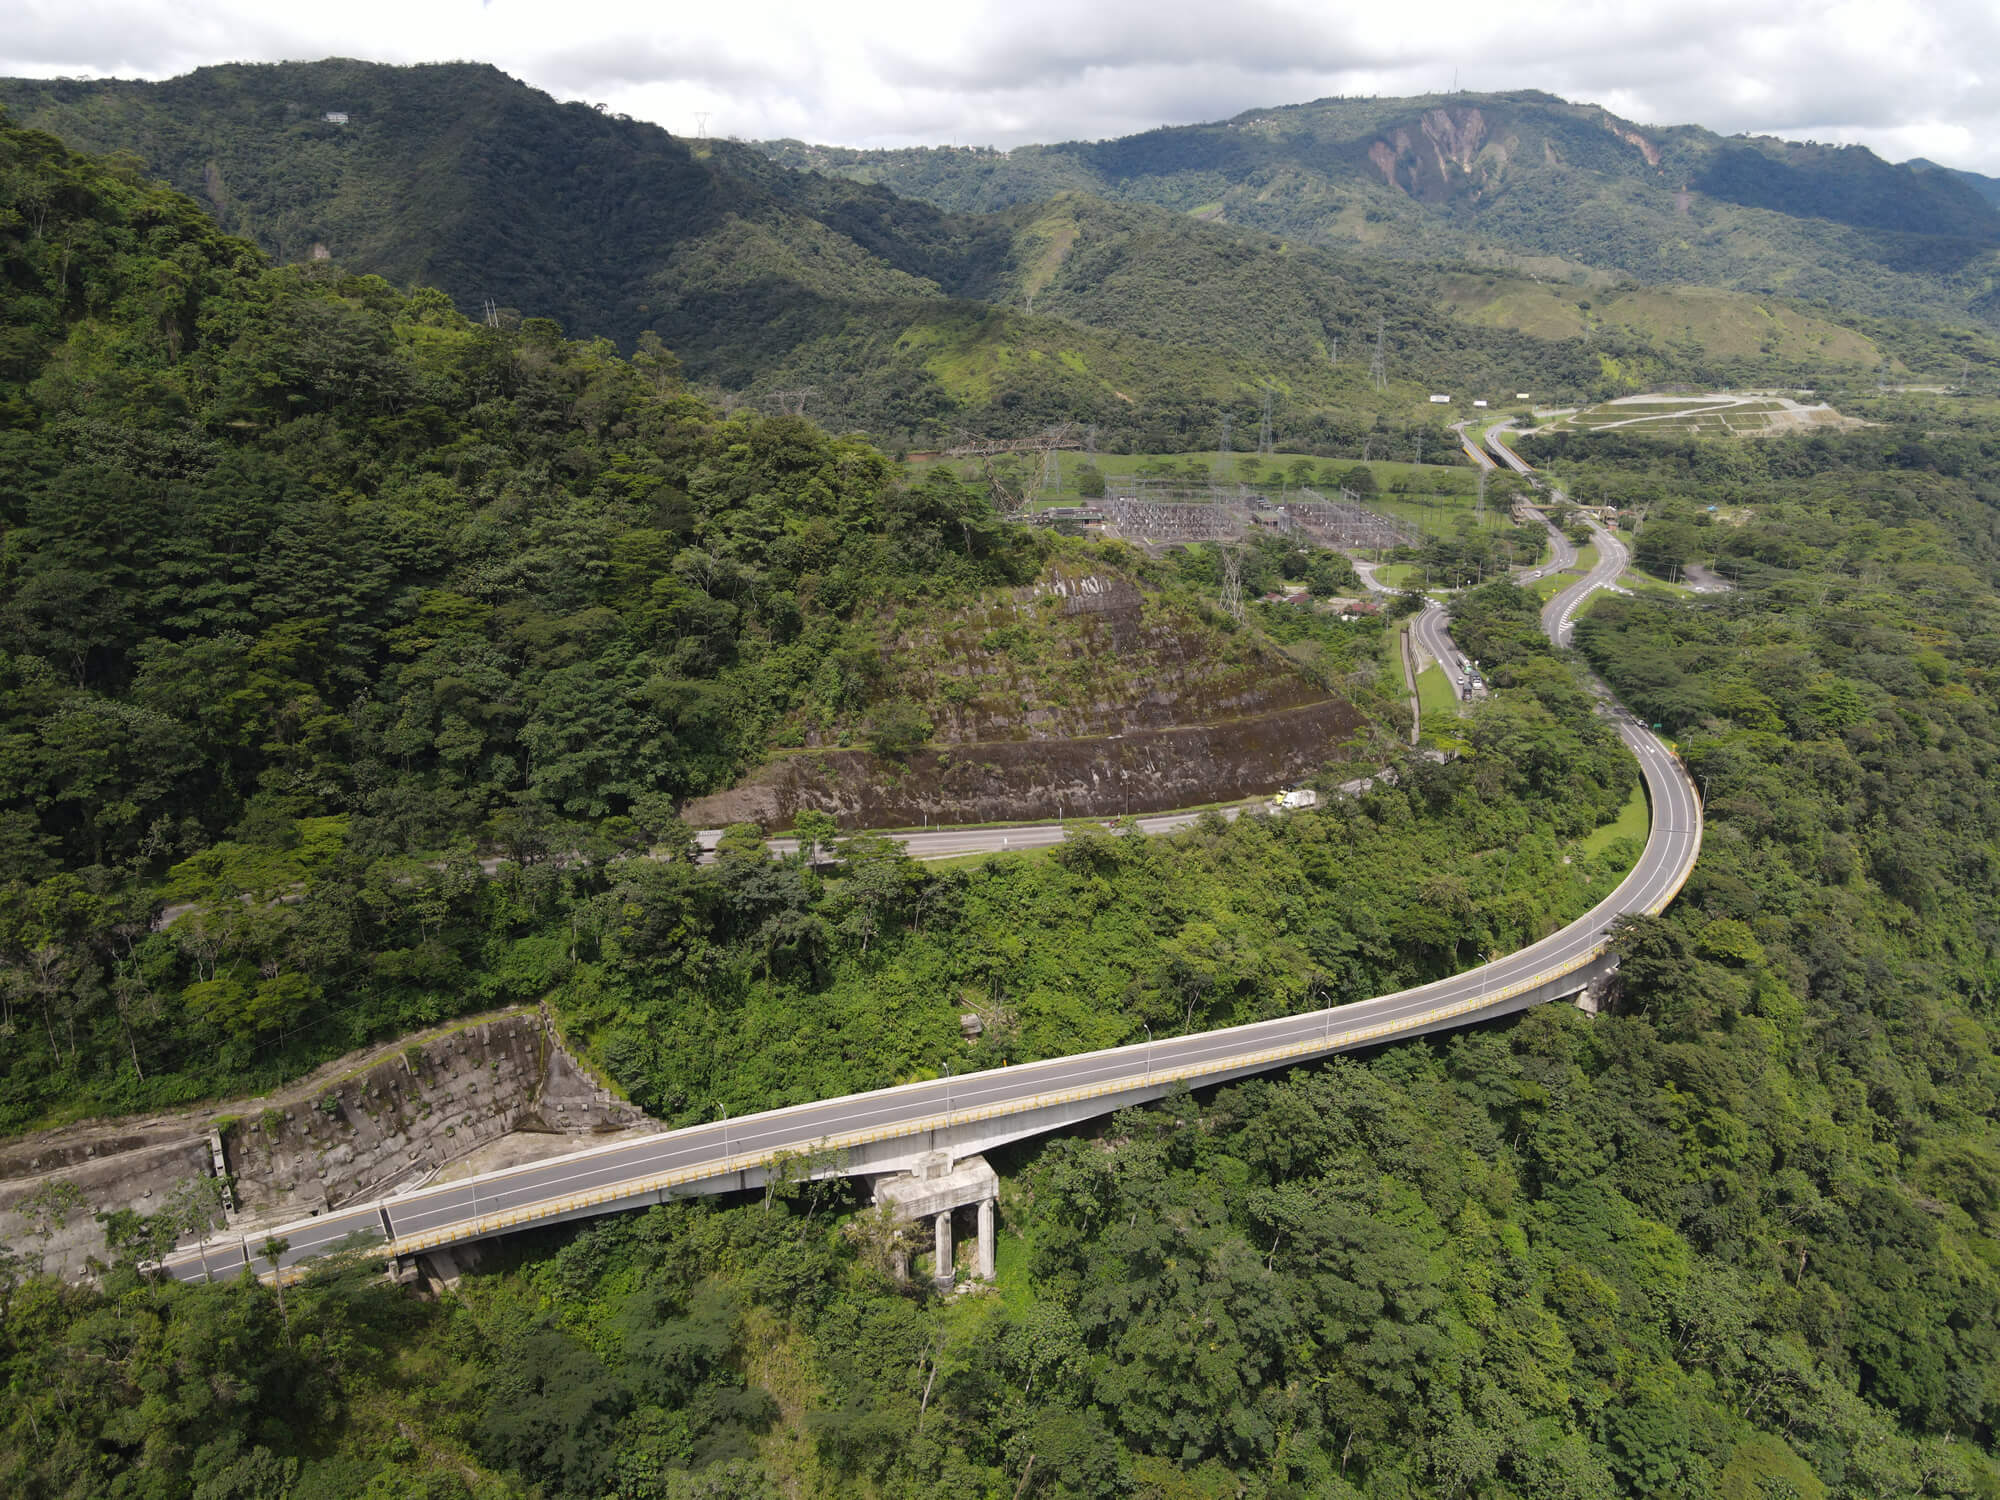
[3,63,1994,445]
[759,91,2000,329]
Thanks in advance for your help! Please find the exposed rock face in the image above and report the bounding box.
[1422,108,1487,173]
[0,1133,215,1281]
[683,698,1365,830]
[1602,113,1662,168]
[684,563,1375,829]
[222,1012,647,1223]
[1369,108,1490,197]
[0,1010,650,1277]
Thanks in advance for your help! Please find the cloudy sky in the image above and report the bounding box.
[9,0,1997,173]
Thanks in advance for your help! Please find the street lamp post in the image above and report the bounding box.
[717,1102,730,1164]
[1143,1023,1153,1082]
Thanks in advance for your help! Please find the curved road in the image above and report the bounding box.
[1410,599,1466,688]
[162,447,1701,1283]
[1485,421,1627,645]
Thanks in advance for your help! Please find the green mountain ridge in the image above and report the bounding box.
[1910,158,2000,209]
[7,61,1990,455]
[758,90,2000,329]
[8,81,2000,1500]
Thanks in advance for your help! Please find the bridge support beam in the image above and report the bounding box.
[976,1197,996,1281]
[933,1212,953,1287]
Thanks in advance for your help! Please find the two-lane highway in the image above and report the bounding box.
[1486,420,1624,643]
[159,427,1701,1285]
[1410,600,1469,704]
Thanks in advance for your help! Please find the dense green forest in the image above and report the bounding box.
[8,71,2000,1500]
[7,63,1980,455]
[12,420,1989,1500]
[0,108,1619,1137]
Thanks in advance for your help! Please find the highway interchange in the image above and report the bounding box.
[163,428,1702,1283]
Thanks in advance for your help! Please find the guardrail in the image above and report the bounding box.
[383,940,1622,1259]
[168,499,1703,1284]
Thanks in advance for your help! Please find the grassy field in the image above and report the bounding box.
[1579,781,1651,858]
[1529,543,1599,600]
[1435,275,1882,367]
[1368,489,1523,539]
[1617,564,1699,597]
[1384,619,1413,695]
[1416,664,1461,722]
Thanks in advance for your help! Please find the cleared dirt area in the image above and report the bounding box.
[1541,392,1861,437]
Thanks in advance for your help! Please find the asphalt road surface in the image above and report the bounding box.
[1410,600,1474,705]
[160,435,1701,1282]
[167,687,1695,1283]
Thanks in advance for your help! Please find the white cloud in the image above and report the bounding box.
[4,0,1996,174]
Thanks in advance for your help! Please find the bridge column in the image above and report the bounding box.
[933,1211,954,1287]
[976,1197,996,1280]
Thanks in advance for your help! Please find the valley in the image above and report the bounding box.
[2,55,2000,1500]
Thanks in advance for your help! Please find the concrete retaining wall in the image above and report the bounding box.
[223,1012,647,1221]
[0,1010,648,1278]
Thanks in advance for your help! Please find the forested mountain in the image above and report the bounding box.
[9,64,2000,1500]
[1912,159,2000,209]
[5,63,1978,452]
[760,90,2000,330]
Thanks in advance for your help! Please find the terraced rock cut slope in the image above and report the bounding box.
[158,522,1700,1285]
[681,560,1377,828]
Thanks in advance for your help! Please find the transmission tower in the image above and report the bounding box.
[1220,546,1245,622]
[694,111,710,139]
[1368,316,1387,393]
[1258,386,1275,456]
[1219,413,1231,458]
[1413,429,1423,467]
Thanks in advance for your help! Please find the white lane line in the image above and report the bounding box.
[215,555,1699,1268]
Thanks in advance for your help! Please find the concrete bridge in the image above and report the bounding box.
[160,508,1699,1288]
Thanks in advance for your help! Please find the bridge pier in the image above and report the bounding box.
[933,1212,953,1287]
[875,1152,999,1287]
[976,1197,996,1280]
